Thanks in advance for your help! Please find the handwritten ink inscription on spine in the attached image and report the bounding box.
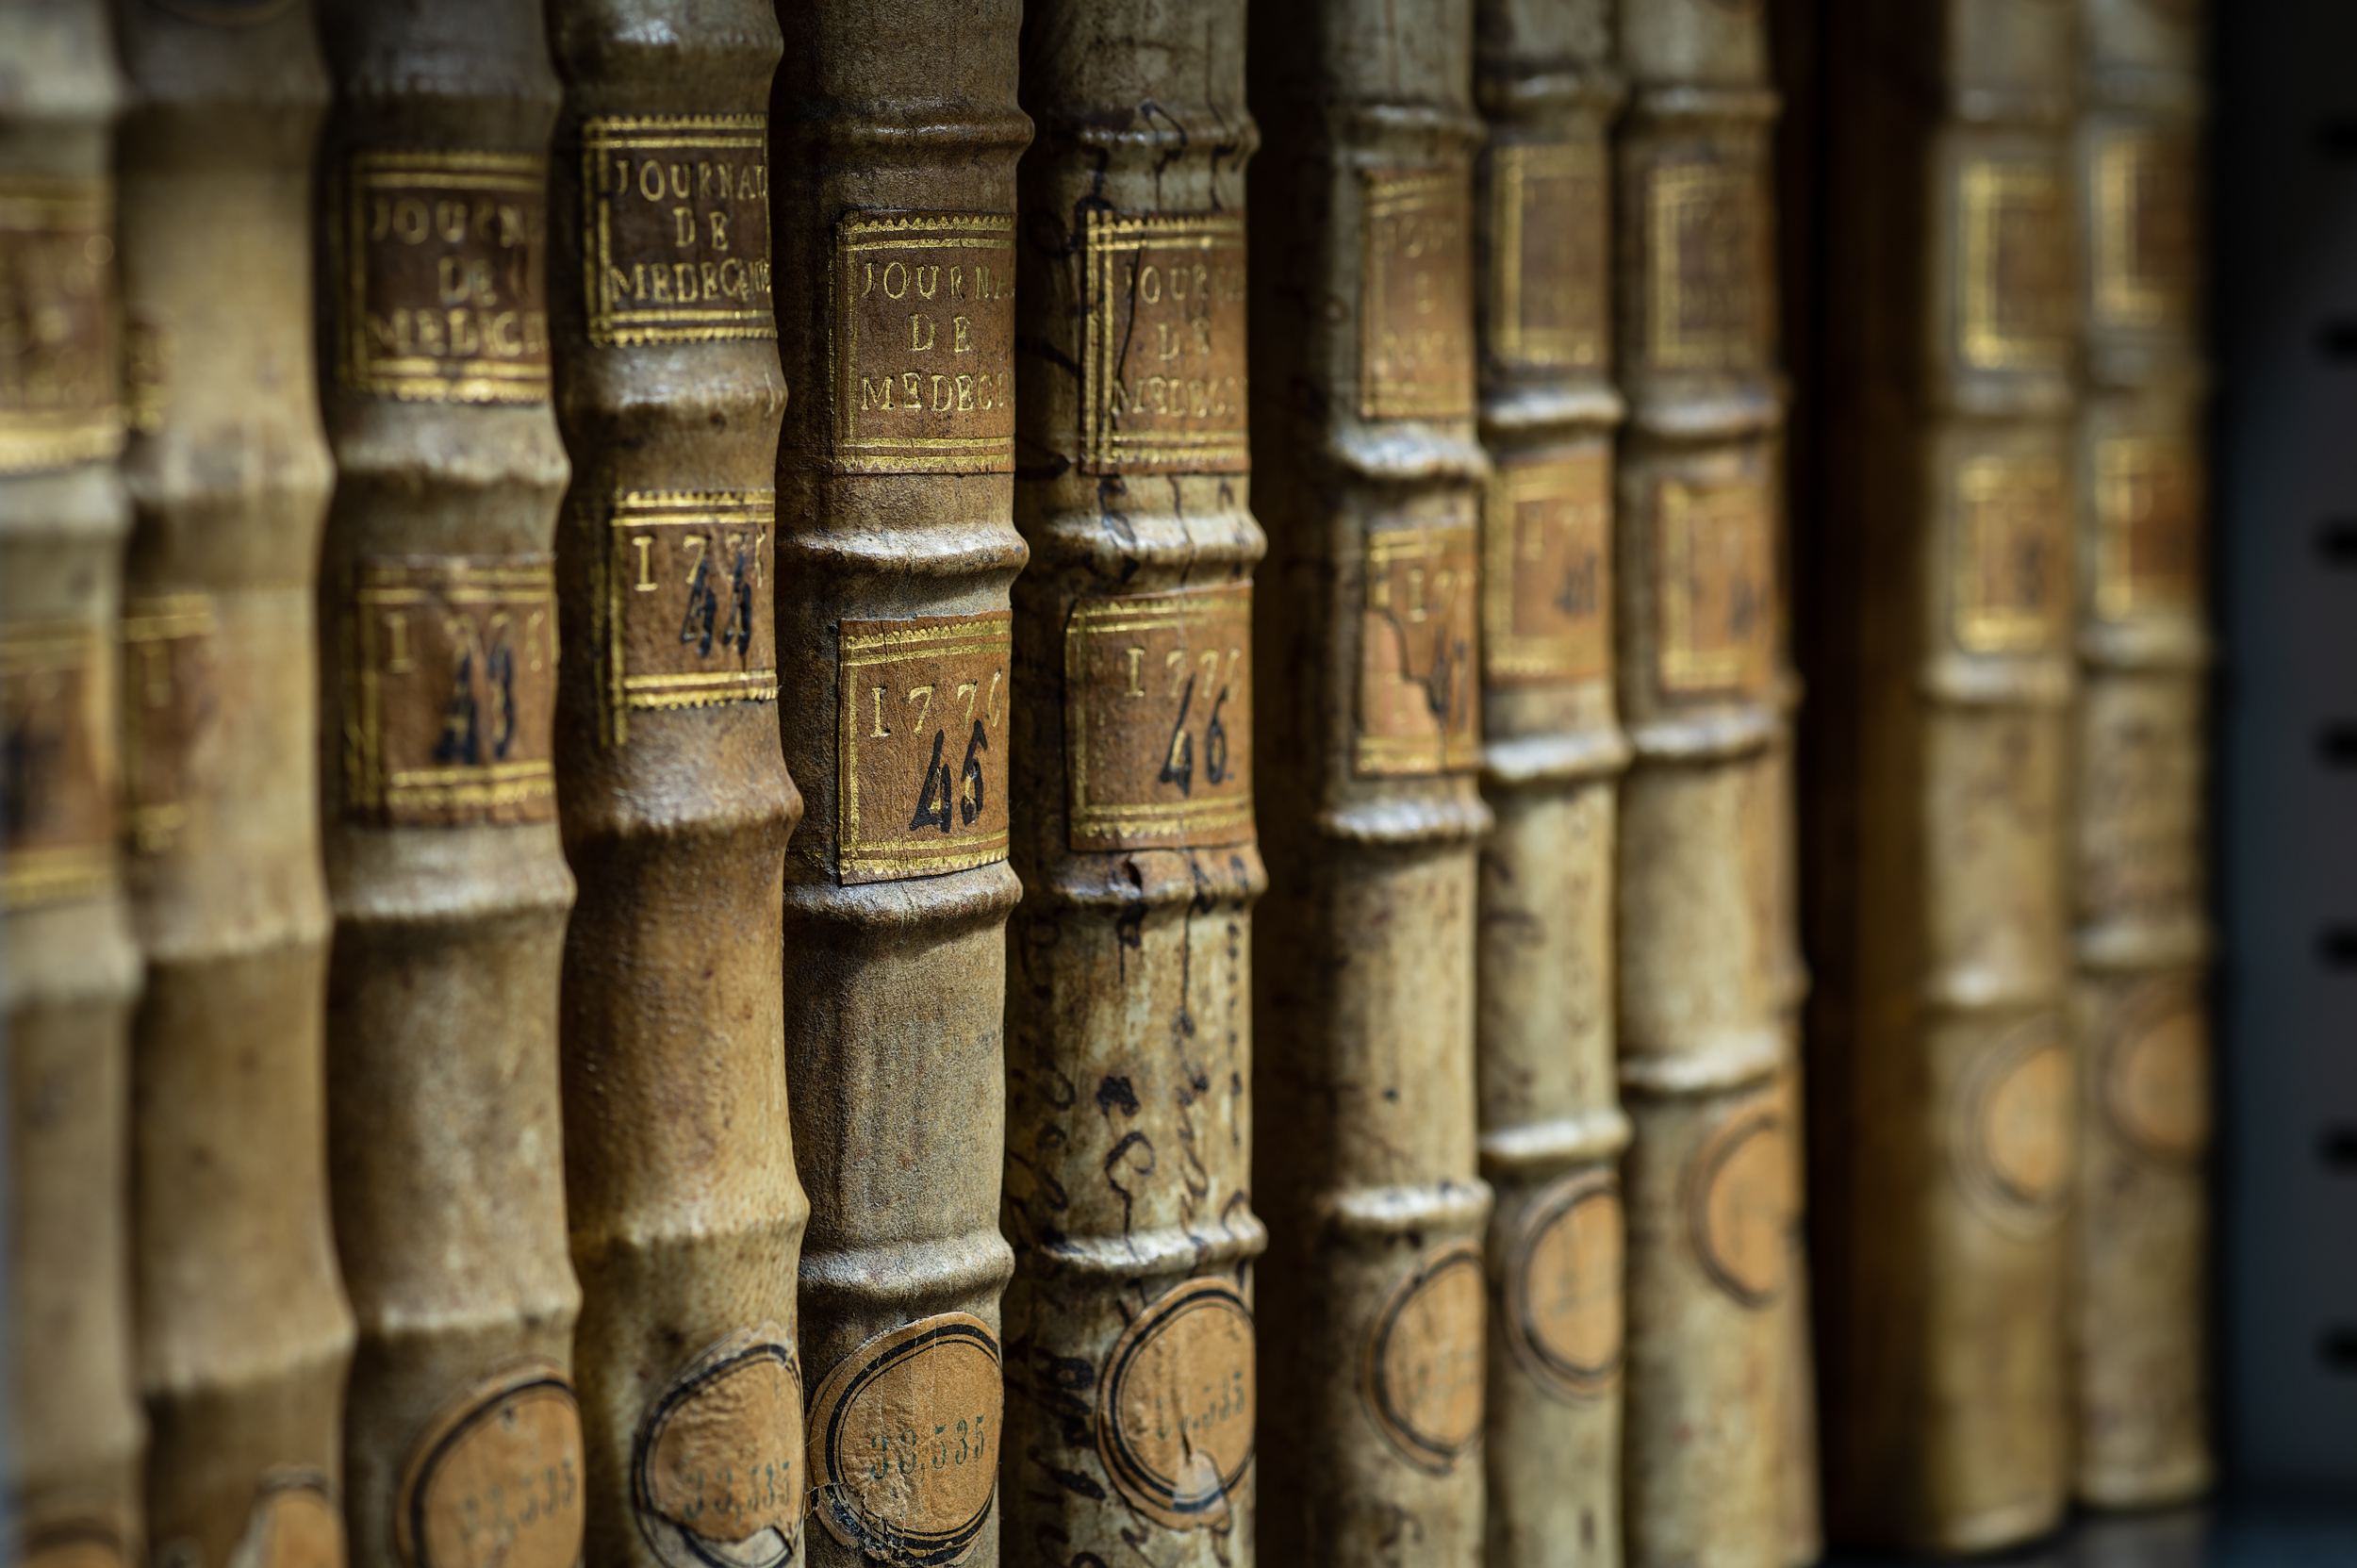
[836,612,1013,883]
[1064,584,1254,852]
[0,177,122,472]
[581,117,773,347]
[1357,515,1481,776]
[1485,451,1611,686]
[1,619,114,908]
[339,152,551,404]
[1081,212,1247,474]
[601,490,776,744]
[344,556,558,827]
[831,212,1015,475]
[1656,477,1772,697]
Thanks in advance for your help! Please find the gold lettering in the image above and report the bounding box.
[958,681,979,724]
[902,371,921,404]
[669,163,690,199]
[673,263,699,301]
[908,684,935,732]
[910,314,936,352]
[1125,647,1146,697]
[1140,265,1162,304]
[640,161,666,202]
[709,211,729,250]
[488,311,521,355]
[872,685,890,738]
[882,262,908,299]
[930,374,951,411]
[915,265,940,300]
[634,536,656,591]
[861,375,896,410]
[956,375,973,411]
[674,206,696,247]
[386,611,414,674]
[952,315,972,354]
[986,668,1003,725]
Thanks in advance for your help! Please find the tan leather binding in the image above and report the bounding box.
[1812,0,2081,1551]
[769,8,1029,1565]
[111,5,356,1566]
[314,6,586,1564]
[1247,3,1496,1563]
[1472,5,1634,1567]
[1612,4,1792,1567]
[545,7,810,1568]
[1,8,143,1564]
[2069,0,2213,1512]
[1001,5,1267,1563]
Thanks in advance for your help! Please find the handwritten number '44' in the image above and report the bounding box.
[909,721,990,833]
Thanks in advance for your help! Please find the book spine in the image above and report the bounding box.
[2069,0,2213,1510]
[1814,0,2080,1550]
[1002,5,1266,1564]
[313,5,585,1564]
[544,7,808,1567]
[0,7,142,1566]
[769,7,1029,1566]
[1470,6,1633,1568]
[1247,3,1496,1563]
[109,4,354,1564]
[1611,3,1789,1567]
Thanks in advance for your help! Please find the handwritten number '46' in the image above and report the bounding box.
[909,720,989,834]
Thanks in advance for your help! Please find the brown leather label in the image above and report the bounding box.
[1953,453,2069,653]
[1063,584,1254,852]
[1687,1098,1791,1310]
[806,1312,1001,1568]
[1360,171,1475,421]
[1356,509,1481,776]
[23,1528,128,1568]
[228,1475,343,1568]
[836,613,1012,883]
[0,177,122,473]
[581,117,773,347]
[338,152,550,404]
[601,490,777,745]
[1094,1278,1256,1529]
[1655,474,1772,696]
[831,212,1014,475]
[1960,157,2072,372]
[2100,982,2210,1164]
[1484,448,1611,686]
[2092,127,2196,334]
[1644,157,1761,371]
[1486,140,1607,373]
[635,1330,803,1568]
[394,1362,585,1568]
[1505,1170,1624,1400]
[2094,436,2200,622]
[344,555,558,828]
[1081,212,1248,474]
[2,618,115,909]
[121,593,220,856]
[1952,1021,2074,1232]
[1362,1242,1486,1475]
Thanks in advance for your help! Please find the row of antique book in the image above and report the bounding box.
[0,0,2212,1567]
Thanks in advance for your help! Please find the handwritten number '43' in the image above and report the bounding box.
[910,720,988,833]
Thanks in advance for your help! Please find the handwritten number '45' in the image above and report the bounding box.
[910,720,990,834]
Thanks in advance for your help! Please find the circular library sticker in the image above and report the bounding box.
[2100,983,2209,1164]
[806,1312,1001,1568]
[1362,1242,1486,1475]
[635,1329,804,1568]
[1507,1170,1625,1397]
[1688,1098,1791,1310]
[1953,1020,2074,1232]
[1095,1277,1257,1528]
[233,1475,342,1568]
[395,1360,584,1568]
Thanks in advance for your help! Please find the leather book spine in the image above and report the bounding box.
[768,8,1029,1565]
[1470,5,1633,1567]
[0,7,143,1566]
[313,5,585,1565]
[110,3,355,1565]
[1247,2,1497,1562]
[1610,3,1791,1567]
[2069,0,2213,1511]
[1002,4,1267,1563]
[1812,0,2081,1550]
[545,7,809,1568]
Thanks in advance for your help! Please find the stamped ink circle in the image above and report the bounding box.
[2100,985,2208,1164]
[1506,1170,1624,1397]
[1361,1242,1486,1475]
[394,1360,584,1568]
[1687,1099,1790,1309]
[1952,1020,2074,1231]
[635,1329,803,1568]
[1094,1277,1256,1528]
[805,1312,1001,1568]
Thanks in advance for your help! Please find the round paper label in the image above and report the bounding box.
[806,1312,1001,1568]
[1687,1100,1791,1309]
[1362,1242,1486,1475]
[635,1330,803,1568]
[1094,1278,1256,1528]
[1953,1022,2074,1231]
[1506,1171,1624,1397]
[231,1477,342,1568]
[24,1527,127,1568]
[2101,988,2209,1164]
[395,1362,584,1568]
